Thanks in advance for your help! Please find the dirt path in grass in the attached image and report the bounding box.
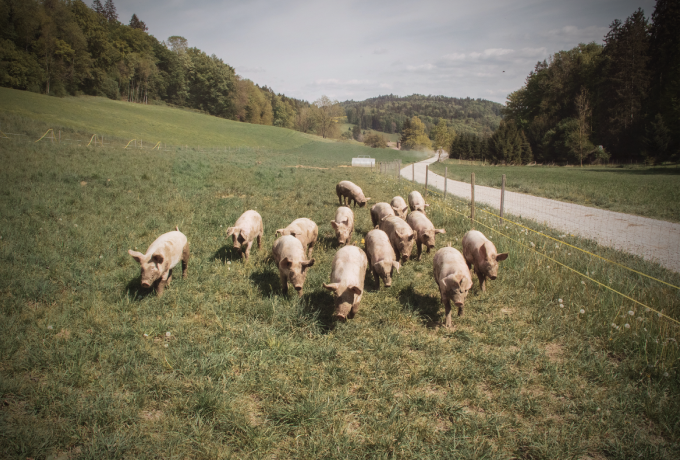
[401,156,680,274]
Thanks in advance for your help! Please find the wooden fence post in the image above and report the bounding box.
[412,163,415,181]
[444,166,448,199]
[500,174,506,224]
[471,172,475,226]
[425,165,429,196]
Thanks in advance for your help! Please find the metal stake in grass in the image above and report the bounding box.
[500,174,506,225]
[471,172,475,226]
[425,165,429,196]
[444,166,448,199]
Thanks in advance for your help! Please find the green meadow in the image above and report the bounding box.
[1,90,679,459]
[428,160,680,223]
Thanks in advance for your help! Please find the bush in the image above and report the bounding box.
[363,132,388,148]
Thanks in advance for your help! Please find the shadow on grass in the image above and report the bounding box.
[582,166,680,176]
[125,276,155,301]
[212,244,243,263]
[398,284,442,327]
[249,267,280,297]
[300,289,336,333]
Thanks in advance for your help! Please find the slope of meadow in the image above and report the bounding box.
[0,90,679,459]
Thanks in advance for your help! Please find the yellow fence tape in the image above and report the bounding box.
[35,129,53,143]
[124,139,136,149]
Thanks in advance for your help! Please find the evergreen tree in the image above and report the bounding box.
[648,0,680,158]
[129,14,148,31]
[103,0,117,22]
[91,0,104,15]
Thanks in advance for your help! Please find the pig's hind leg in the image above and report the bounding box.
[182,243,190,279]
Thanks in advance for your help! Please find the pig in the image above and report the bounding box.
[390,196,409,219]
[330,206,354,245]
[275,218,319,258]
[272,235,315,297]
[370,202,396,227]
[462,230,508,292]
[336,180,371,208]
[323,245,368,321]
[433,246,473,327]
[406,211,446,261]
[408,190,429,212]
[128,226,190,297]
[364,229,400,287]
[379,215,416,263]
[226,210,263,260]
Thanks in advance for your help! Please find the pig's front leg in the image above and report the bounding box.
[244,241,253,260]
[416,241,423,261]
[444,299,452,328]
[257,232,262,249]
[477,269,486,292]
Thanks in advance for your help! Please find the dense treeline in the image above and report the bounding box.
[503,0,679,164]
[0,0,331,134]
[342,94,502,138]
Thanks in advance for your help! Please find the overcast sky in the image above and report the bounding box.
[113,0,655,104]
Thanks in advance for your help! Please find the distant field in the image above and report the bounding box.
[1,90,678,458]
[429,161,680,223]
[338,123,401,143]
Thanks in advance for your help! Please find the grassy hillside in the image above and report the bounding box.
[1,91,679,458]
[428,161,680,223]
[0,88,424,164]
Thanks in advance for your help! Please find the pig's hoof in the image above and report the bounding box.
[334,314,347,322]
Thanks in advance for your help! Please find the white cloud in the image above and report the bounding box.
[373,48,389,55]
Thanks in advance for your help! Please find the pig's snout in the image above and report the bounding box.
[490,275,497,280]
[334,314,347,322]
[454,301,464,307]
[141,281,151,288]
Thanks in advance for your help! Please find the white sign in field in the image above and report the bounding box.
[351,155,375,167]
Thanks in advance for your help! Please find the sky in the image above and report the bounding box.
[113,0,656,105]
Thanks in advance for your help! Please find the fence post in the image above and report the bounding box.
[58,130,61,144]
[444,166,448,199]
[471,172,475,226]
[412,163,415,181]
[500,174,506,225]
[425,165,429,196]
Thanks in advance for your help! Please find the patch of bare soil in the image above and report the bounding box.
[285,165,329,170]
[546,343,564,363]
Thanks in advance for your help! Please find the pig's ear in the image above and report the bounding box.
[330,220,338,229]
[152,253,164,265]
[226,227,237,237]
[496,252,509,261]
[402,206,409,214]
[240,229,248,239]
[435,228,446,234]
[408,232,416,241]
[302,259,315,268]
[128,250,144,263]
[424,203,430,207]
[275,229,284,236]
[365,197,371,202]
[391,206,399,213]
[323,283,339,292]
[175,226,180,232]
[392,261,401,273]
[479,243,488,259]
[349,285,363,296]
[380,215,390,222]
[279,257,292,269]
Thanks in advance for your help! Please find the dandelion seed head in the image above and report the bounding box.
[612,323,617,328]
[47,325,53,330]
[143,333,149,337]
[165,331,171,337]
[581,281,585,285]
[580,309,585,314]
[164,343,168,348]
[530,242,535,247]
[624,323,630,329]
[664,372,669,377]
[628,311,635,316]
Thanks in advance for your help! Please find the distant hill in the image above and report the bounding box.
[341,94,503,138]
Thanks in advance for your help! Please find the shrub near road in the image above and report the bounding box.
[1,138,679,456]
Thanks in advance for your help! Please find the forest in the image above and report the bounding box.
[342,94,503,138]
[0,0,323,133]
[502,0,679,165]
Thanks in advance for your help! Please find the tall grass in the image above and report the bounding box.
[0,135,678,458]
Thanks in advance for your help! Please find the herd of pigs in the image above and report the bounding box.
[128,180,508,327]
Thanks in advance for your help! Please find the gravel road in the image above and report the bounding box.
[401,156,680,274]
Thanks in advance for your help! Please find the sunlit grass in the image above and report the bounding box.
[0,114,678,458]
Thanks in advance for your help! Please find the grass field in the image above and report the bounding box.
[1,91,679,458]
[428,161,680,223]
